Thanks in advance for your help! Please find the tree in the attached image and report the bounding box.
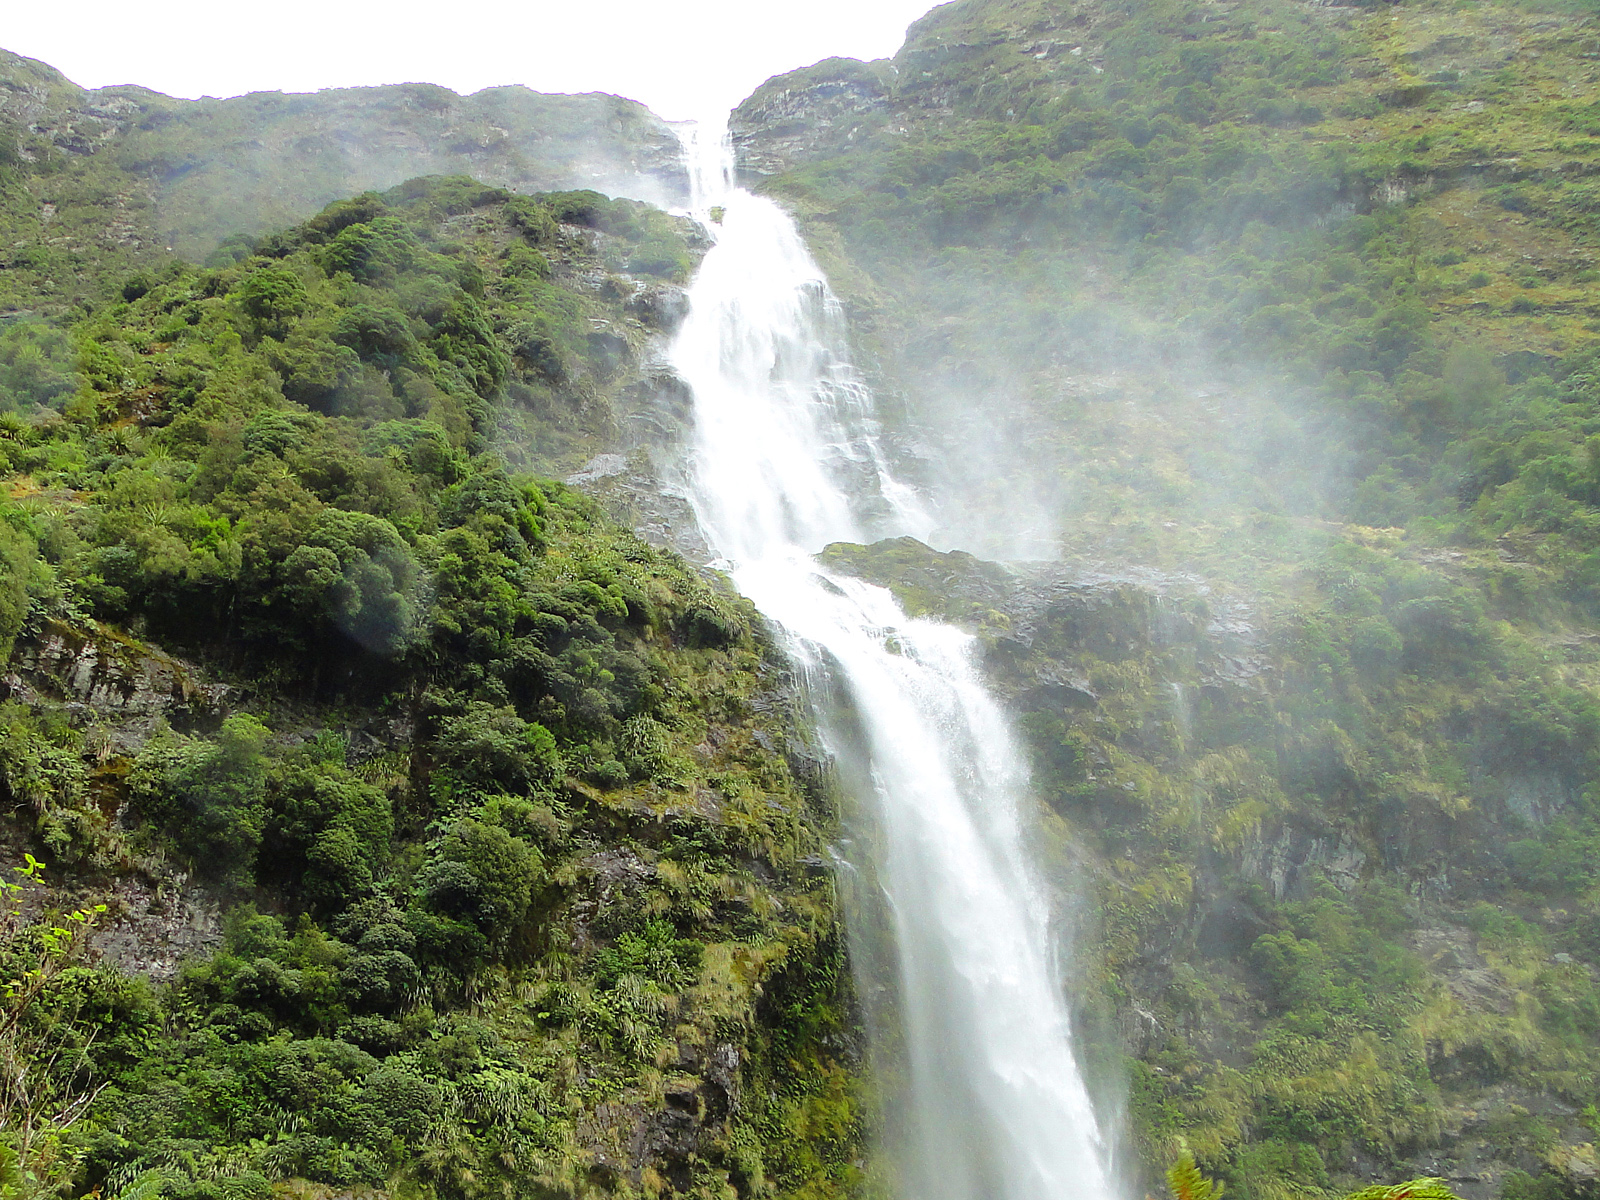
[419,818,542,933]
[128,715,272,878]
[332,304,417,362]
[234,267,308,339]
[324,217,422,283]
[267,761,394,909]
[0,322,74,414]
[279,509,426,655]
[432,703,560,795]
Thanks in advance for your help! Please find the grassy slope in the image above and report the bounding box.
[737,0,1600,563]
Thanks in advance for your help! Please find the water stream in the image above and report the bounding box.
[669,123,1118,1200]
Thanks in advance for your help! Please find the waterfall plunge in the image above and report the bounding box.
[670,123,1118,1200]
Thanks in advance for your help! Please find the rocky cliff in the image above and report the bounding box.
[821,533,1600,1200]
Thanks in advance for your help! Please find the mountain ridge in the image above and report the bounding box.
[0,47,687,270]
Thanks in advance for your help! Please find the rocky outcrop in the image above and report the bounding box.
[1,621,231,979]
[566,450,710,563]
[0,52,148,159]
[729,1,1124,178]
[3,621,228,752]
[817,536,1268,693]
[92,867,224,982]
[731,58,894,179]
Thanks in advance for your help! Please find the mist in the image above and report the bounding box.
[3,2,1600,1200]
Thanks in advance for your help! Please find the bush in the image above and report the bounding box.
[130,715,273,878]
[433,703,561,794]
[419,817,543,934]
[266,762,394,909]
[324,217,425,282]
[0,319,76,412]
[235,267,308,336]
[277,509,426,655]
[596,918,702,989]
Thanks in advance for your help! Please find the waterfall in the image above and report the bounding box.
[669,122,1118,1200]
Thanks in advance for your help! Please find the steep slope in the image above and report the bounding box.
[10,7,1600,1200]
[822,532,1600,1200]
[0,179,859,1200]
[734,0,1600,561]
[730,1,1600,1198]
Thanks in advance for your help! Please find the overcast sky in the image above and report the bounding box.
[3,0,941,121]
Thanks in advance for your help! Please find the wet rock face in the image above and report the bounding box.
[1499,769,1576,827]
[817,535,1268,692]
[731,60,893,180]
[624,283,691,334]
[1,624,231,979]
[3,623,228,754]
[998,573,1267,689]
[93,869,224,982]
[0,839,223,985]
[608,1041,745,1192]
[1237,823,1368,902]
[566,448,709,564]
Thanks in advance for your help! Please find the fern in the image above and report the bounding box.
[1169,1150,1224,1200]
[1343,1179,1462,1200]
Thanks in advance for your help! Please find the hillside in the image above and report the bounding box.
[7,3,1600,1200]
[0,48,684,294]
[0,177,859,1199]
[734,0,1600,563]
[729,2,1600,1199]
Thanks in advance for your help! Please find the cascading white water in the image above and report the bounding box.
[670,122,1119,1200]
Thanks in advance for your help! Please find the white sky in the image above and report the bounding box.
[3,0,942,122]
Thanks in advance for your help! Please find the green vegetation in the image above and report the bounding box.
[826,511,1600,1198]
[742,5,1600,1192]
[0,172,857,1200]
[7,0,1600,1193]
[743,0,1600,565]
[0,48,682,272]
